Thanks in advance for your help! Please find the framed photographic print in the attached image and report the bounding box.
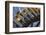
[5,1,45,34]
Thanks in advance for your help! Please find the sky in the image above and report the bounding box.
[13,7,24,17]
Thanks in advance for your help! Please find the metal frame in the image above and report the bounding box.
[5,1,45,34]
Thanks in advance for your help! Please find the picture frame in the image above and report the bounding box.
[5,1,45,34]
